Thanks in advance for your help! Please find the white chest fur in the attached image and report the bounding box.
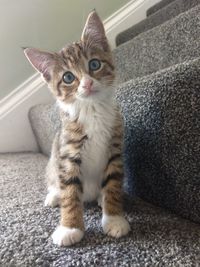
[58,99,117,202]
[79,102,116,201]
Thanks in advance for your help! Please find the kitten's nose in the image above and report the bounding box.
[82,77,93,91]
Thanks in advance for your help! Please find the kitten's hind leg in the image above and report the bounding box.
[44,133,60,208]
[45,186,60,208]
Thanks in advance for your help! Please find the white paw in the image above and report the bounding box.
[44,188,60,207]
[52,225,84,246]
[102,214,130,238]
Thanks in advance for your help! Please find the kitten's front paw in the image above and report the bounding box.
[52,225,84,246]
[102,215,130,238]
[44,191,59,208]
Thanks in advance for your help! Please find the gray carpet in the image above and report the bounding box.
[146,0,176,17]
[1,153,200,267]
[116,0,200,46]
[114,4,200,83]
[117,57,200,224]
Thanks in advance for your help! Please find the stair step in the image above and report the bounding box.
[147,0,176,17]
[114,4,200,83]
[116,57,200,223]
[116,0,200,46]
[29,103,59,156]
[1,153,200,265]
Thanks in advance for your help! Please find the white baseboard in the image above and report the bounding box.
[0,75,54,153]
[0,0,160,153]
[0,73,43,120]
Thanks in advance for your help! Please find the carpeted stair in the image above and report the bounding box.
[147,0,176,17]
[116,0,200,46]
[1,0,200,266]
[115,4,200,81]
[117,57,200,223]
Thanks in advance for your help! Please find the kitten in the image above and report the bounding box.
[24,11,130,246]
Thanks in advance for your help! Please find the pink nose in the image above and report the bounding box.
[82,78,93,90]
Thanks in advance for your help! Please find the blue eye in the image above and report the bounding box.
[89,59,101,71]
[63,71,75,84]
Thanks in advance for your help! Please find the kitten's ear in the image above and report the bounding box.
[23,47,55,82]
[81,11,110,52]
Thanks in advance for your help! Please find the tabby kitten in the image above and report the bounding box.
[24,11,130,246]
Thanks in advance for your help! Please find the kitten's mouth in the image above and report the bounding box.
[83,88,99,97]
[87,90,99,95]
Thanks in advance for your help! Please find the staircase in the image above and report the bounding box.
[1,1,200,266]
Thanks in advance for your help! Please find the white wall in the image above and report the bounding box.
[0,0,130,100]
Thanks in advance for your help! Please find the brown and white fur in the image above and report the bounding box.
[24,11,130,246]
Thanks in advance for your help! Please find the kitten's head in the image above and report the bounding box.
[24,11,115,104]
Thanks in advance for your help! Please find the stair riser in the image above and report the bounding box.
[117,58,200,223]
[147,0,176,16]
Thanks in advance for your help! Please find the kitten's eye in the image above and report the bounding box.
[89,59,101,71]
[63,71,75,84]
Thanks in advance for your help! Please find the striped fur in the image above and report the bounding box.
[24,10,130,246]
[101,113,124,216]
